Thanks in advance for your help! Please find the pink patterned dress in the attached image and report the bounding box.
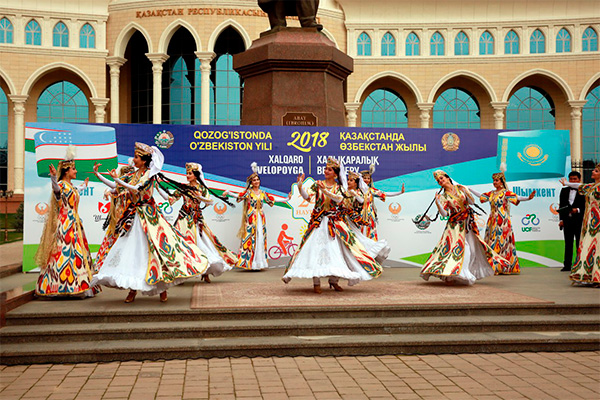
[235,189,274,270]
[480,189,521,274]
[571,182,600,285]
[421,185,510,285]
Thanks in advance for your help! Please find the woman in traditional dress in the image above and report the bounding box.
[224,163,275,270]
[343,170,391,263]
[283,158,383,293]
[167,162,236,282]
[420,170,509,285]
[469,170,535,274]
[92,142,209,302]
[360,165,404,240]
[35,146,97,297]
[560,164,600,286]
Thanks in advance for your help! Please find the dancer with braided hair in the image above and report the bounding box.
[92,142,209,303]
[420,170,509,285]
[167,162,236,283]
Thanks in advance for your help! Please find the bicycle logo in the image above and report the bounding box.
[521,213,540,226]
[268,242,298,259]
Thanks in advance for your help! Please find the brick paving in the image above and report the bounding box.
[1,352,599,400]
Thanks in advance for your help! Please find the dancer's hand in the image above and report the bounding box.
[93,162,101,173]
[83,177,89,187]
[297,173,305,184]
[528,190,536,200]
[109,169,117,179]
[559,178,566,186]
[400,183,405,194]
[223,190,230,197]
[48,164,56,177]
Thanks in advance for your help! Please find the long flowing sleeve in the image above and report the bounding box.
[94,171,117,189]
[114,176,143,192]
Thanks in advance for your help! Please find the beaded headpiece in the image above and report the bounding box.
[492,172,508,190]
[348,171,360,181]
[360,164,375,179]
[57,145,76,172]
[326,157,340,169]
[433,170,448,181]
[134,142,153,157]
[186,162,200,173]
[246,162,259,183]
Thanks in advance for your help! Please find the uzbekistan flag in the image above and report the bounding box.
[28,123,118,183]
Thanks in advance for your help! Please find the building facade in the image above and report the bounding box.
[0,0,598,196]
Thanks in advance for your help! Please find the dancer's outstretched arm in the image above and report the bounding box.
[93,163,116,189]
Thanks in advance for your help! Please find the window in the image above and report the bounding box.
[556,28,571,53]
[37,81,89,123]
[79,23,95,49]
[0,87,7,192]
[582,27,598,52]
[25,19,41,45]
[479,31,494,55]
[53,22,69,47]
[530,29,545,54]
[430,31,444,56]
[0,17,13,44]
[433,88,480,129]
[454,31,469,55]
[381,32,395,56]
[506,87,555,129]
[357,32,371,56]
[582,86,600,165]
[405,32,420,56]
[361,89,408,128]
[504,30,519,54]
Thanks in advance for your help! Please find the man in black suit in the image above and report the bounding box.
[558,171,585,271]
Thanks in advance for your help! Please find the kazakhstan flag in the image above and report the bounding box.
[497,130,569,180]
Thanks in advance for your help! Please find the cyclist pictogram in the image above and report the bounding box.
[521,213,540,226]
[269,223,298,259]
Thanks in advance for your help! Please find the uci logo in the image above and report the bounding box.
[517,144,548,166]
[157,202,173,215]
[521,213,540,226]
[388,202,401,215]
[214,203,227,215]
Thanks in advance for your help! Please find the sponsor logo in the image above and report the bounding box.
[412,214,431,230]
[517,144,548,166]
[35,202,49,215]
[214,202,227,215]
[98,202,111,214]
[521,213,541,232]
[154,130,174,149]
[549,203,559,215]
[441,132,460,151]
[157,201,173,215]
[512,186,556,198]
[388,202,402,215]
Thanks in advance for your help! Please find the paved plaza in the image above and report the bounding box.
[1,352,600,400]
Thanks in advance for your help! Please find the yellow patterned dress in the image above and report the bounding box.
[570,182,600,285]
[421,185,510,285]
[235,189,274,270]
[361,187,385,240]
[173,184,236,277]
[480,189,521,274]
[283,182,382,285]
[92,169,209,295]
[35,180,96,297]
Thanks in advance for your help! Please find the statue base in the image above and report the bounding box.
[233,28,353,127]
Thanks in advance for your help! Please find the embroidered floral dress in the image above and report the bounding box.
[92,169,209,295]
[421,185,509,285]
[480,189,521,274]
[173,183,236,277]
[36,180,96,297]
[235,189,274,270]
[571,182,600,285]
[283,182,382,285]
[361,187,385,240]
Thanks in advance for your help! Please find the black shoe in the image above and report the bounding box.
[560,267,571,271]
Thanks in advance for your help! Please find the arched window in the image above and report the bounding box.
[37,81,89,123]
[430,31,444,56]
[582,86,600,165]
[506,87,555,129]
[25,19,41,46]
[0,17,13,44]
[405,32,420,56]
[504,30,519,54]
[53,22,69,47]
[127,31,152,124]
[381,32,396,56]
[433,88,480,129]
[357,32,371,56]
[361,89,408,128]
[79,23,95,49]
[582,27,598,52]
[556,28,571,53]
[530,29,545,54]
[479,31,494,55]
[211,27,245,125]
[0,87,7,192]
[454,31,469,55]
[163,28,200,125]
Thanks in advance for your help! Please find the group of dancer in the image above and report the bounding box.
[34,142,600,301]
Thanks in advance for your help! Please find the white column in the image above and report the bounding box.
[146,53,169,124]
[91,98,110,123]
[195,51,215,125]
[8,95,28,194]
[490,102,509,130]
[344,102,361,127]
[416,102,434,128]
[568,100,588,170]
[106,56,126,123]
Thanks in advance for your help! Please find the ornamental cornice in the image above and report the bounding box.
[353,53,600,66]
[0,9,108,21]
[0,45,109,58]
[345,19,600,30]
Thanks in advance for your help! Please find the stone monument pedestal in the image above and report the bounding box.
[233,28,353,127]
